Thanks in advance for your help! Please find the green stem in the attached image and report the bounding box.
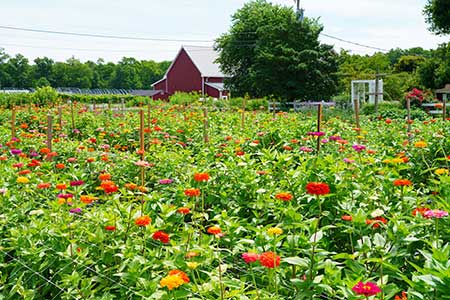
[249,265,260,300]
[309,195,322,282]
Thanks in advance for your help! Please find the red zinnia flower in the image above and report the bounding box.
[341,215,353,221]
[184,188,200,197]
[275,192,293,201]
[352,281,382,296]
[305,182,330,195]
[259,251,280,268]
[395,291,408,300]
[105,225,116,231]
[366,216,388,228]
[194,173,209,182]
[37,182,51,189]
[135,215,152,227]
[153,231,170,243]
[412,207,430,218]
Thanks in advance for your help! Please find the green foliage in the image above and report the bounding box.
[360,101,402,115]
[216,0,339,101]
[34,86,59,105]
[394,55,426,73]
[168,91,202,105]
[424,0,450,35]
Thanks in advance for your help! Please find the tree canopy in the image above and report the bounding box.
[424,0,450,35]
[0,48,170,90]
[216,0,339,101]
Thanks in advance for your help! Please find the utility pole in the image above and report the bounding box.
[294,0,304,21]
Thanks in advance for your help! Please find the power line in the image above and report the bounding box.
[0,24,391,53]
[320,32,390,52]
[0,25,215,43]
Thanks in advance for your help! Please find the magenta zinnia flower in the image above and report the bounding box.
[352,281,382,296]
[70,180,84,186]
[352,144,366,152]
[307,132,325,137]
[159,179,174,184]
[424,209,448,218]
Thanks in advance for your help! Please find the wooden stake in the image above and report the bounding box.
[70,100,75,131]
[11,106,16,139]
[58,106,63,128]
[46,112,53,153]
[147,102,151,130]
[316,104,322,153]
[443,94,447,121]
[203,107,209,144]
[354,97,360,129]
[241,97,246,131]
[139,109,145,155]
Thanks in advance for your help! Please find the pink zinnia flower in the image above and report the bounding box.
[424,209,448,218]
[242,252,260,264]
[135,160,151,167]
[352,281,382,296]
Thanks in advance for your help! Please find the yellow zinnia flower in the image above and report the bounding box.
[160,274,185,290]
[435,168,449,176]
[267,227,283,236]
[414,141,427,148]
[17,177,29,184]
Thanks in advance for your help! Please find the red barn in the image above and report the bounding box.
[152,46,228,100]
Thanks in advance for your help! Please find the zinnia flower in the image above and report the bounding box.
[194,173,209,182]
[414,141,427,148]
[341,215,353,221]
[37,182,51,189]
[69,208,82,214]
[242,252,260,264]
[207,226,222,236]
[152,231,170,243]
[70,180,84,186]
[366,216,388,228]
[395,291,408,300]
[160,274,185,290]
[423,209,448,218]
[56,183,67,190]
[159,179,173,184]
[105,225,116,231]
[184,188,200,197]
[412,207,430,218]
[393,179,412,186]
[16,177,29,184]
[267,227,283,236]
[352,281,382,296]
[305,182,330,195]
[275,192,293,201]
[352,144,366,152]
[168,270,189,283]
[135,215,152,226]
[98,173,111,181]
[259,251,280,268]
[177,207,191,215]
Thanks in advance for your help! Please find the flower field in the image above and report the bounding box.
[0,103,449,299]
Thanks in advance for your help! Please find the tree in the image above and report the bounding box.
[4,54,32,88]
[33,57,54,86]
[424,0,450,35]
[110,57,142,89]
[215,0,339,101]
[394,55,426,73]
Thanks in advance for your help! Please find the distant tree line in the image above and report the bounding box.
[0,48,170,90]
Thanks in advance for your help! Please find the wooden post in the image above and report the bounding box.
[11,106,16,139]
[316,104,322,153]
[203,107,209,144]
[443,94,447,121]
[46,112,53,153]
[272,101,276,117]
[354,97,360,129]
[147,102,151,130]
[139,109,145,154]
[58,106,63,128]
[241,97,246,131]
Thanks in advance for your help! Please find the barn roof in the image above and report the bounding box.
[152,46,225,87]
[183,46,224,77]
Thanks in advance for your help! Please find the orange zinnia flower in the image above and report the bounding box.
[259,252,280,268]
[37,182,51,189]
[193,173,209,182]
[184,188,200,197]
[55,163,65,169]
[56,183,67,190]
[275,192,293,201]
[207,226,222,235]
[177,207,191,215]
[393,179,412,186]
[99,173,111,181]
[168,270,189,283]
[135,215,152,227]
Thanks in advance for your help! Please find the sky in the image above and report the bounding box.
[0,0,448,63]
